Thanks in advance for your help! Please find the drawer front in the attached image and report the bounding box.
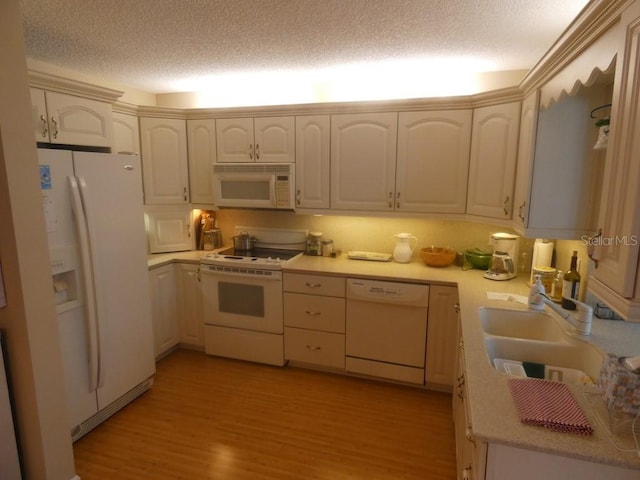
[284,293,345,333]
[283,273,345,297]
[284,327,345,369]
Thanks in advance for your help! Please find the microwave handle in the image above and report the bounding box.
[271,175,277,207]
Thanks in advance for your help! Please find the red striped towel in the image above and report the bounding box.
[508,378,593,435]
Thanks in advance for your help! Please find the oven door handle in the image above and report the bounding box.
[200,266,282,280]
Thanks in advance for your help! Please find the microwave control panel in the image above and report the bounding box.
[275,175,292,208]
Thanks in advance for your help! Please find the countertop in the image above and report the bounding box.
[148,250,640,470]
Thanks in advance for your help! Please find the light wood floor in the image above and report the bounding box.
[73,349,457,479]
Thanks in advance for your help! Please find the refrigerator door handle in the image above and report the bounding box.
[68,176,101,393]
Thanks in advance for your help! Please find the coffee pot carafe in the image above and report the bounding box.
[393,233,417,263]
[484,232,519,281]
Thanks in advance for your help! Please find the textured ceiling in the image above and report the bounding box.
[20,0,590,96]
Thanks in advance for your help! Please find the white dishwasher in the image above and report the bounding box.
[345,278,429,385]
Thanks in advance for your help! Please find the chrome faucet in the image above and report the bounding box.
[528,281,593,336]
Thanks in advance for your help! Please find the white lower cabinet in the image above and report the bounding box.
[283,274,346,369]
[484,443,639,480]
[425,285,459,389]
[149,264,179,359]
[176,263,204,348]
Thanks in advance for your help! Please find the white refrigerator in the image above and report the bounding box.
[38,148,155,441]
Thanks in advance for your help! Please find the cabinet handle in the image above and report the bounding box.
[462,466,472,480]
[183,186,188,202]
[196,267,201,282]
[454,303,460,314]
[186,222,191,238]
[518,201,526,222]
[249,144,253,160]
[465,427,476,447]
[255,143,260,160]
[388,191,393,209]
[305,345,322,351]
[50,116,59,139]
[503,195,510,216]
[305,282,322,288]
[457,374,465,400]
[296,189,301,206]
[587,228,602,269]
[396,191,401,209]
[39,115,48,138]
[305,310,321,316]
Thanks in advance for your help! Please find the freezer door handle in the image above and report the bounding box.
[68,176,101,393]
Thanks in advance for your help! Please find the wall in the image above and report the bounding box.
[0,0,77,478]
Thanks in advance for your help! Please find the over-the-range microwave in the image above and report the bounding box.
[212,163,295,210]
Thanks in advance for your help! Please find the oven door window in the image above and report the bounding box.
[218,281,265,317]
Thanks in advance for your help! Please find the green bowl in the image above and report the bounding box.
[464,249,492,270]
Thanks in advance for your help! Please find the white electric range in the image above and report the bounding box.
[200,227,307,366]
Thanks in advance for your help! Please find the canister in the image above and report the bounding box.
[531,266,556,292]
[321,239,334,257]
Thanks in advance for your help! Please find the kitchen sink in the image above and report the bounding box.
[483,335,603,383]
[478,307,604,384]
[479,307,567,342]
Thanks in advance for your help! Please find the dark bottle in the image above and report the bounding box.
[561,251,581,309]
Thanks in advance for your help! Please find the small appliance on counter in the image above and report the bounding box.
[484,232,520,281]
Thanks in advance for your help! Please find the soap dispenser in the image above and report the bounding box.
[528,274,546,311]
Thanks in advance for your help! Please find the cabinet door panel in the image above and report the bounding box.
[140,117,189,204]
[331,113,398,211]
[295,115,330,208]
[216,117,254,162]
[112,112,140,154]
[45,91,113,147]
[397,111,471,213]
[177,264,204,347]
[254,116,295,163]
[149,265,178,358]
[467,102,520,219]
[425,285,459,387]
[187,119,216,204]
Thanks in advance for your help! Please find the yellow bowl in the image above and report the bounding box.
[421,247,457,267]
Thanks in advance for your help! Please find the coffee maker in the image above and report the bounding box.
[484,232,520,281]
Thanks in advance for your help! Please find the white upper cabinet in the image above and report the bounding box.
[295,115,330,209]
[466,102,521,220]
[254,116,295,163]
[330,112,398,211]
[187,119,217,204]
[140,117,189,204]
[145,205,193,253]
[112,112,140,154]
[216,116,294,163]
[30,88,113,147]
[513,84,611,239]
[589,0,640,319]
[397,110,471,213]
[512,91,539,231]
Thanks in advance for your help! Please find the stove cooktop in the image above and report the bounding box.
[200,247,303,269]
[217,247,303,261]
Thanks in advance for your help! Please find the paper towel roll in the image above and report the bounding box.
[530,239,554,284]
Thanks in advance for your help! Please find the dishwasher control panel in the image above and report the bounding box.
[346,278,429,306]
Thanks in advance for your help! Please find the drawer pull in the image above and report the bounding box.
[305,310,321,316]
[306,345,322,351]
[305,282,322,288]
